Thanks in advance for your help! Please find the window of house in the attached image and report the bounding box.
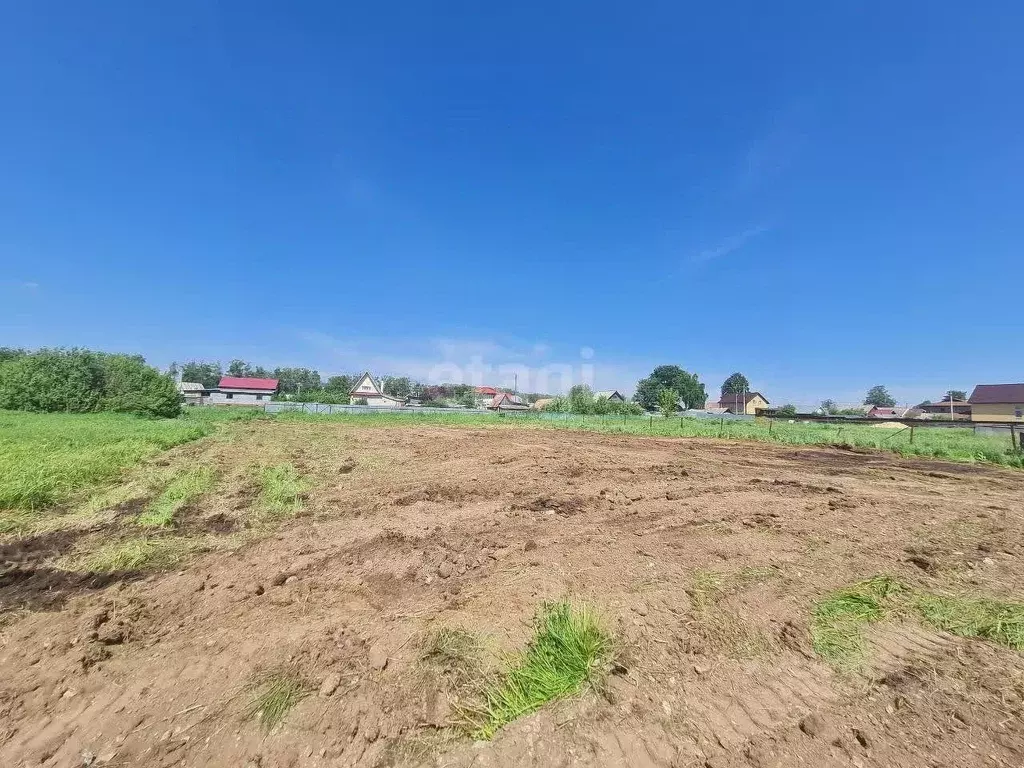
[256,394,264,401]
[226,393,233,400]
[1015,406,1022,419]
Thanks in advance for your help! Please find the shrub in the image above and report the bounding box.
[0,348,180,418]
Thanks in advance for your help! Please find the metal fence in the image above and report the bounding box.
[262,399,489,417]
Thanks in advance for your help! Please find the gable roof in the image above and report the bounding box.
[717,391,768,406]
[594,390,624,400]
[349,371,382,395]
[490,392,528,409]
[177,381,205,392]
[476,386,499,395]
[218,376,279,391]
[970,383,1024,404]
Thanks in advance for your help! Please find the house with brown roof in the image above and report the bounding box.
[487,392,530,411]
[716,391,770,415]
[349,372,406,407]
[968,384,1024,423]
[917,400,972,419]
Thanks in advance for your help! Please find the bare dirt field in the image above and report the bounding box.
[3,419,1024,767]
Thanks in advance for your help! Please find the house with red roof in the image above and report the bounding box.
[475,386,499,408]
[208,376,279,406]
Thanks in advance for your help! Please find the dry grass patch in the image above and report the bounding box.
[244,668,312,729]
[57,536,205,573]
[685,568,780,658]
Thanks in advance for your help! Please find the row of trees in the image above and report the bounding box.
[0,348,180,418]
[541,385,645,416]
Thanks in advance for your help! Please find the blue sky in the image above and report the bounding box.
[1,2,1022,406]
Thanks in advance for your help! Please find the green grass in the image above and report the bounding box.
[137,467,216,527]
[257,463,309,516]
[915,594,1024,650]
[272,409,1024,470]
[469,601,611,740]
[0,410,211,516]
[59,536,204,573]
[810,576,906,667]
[811,576,1024,667]
[244,670,311,729]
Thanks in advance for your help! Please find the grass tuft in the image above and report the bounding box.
[810,576,906,667]
[59,536,203,573]
[468,601,611,740]
[137,467,215,527]
[811,577,1024,667]
[420,626,484,690]
[244,670,311,729]
[915,593,1024,651]
[257,464,309,516]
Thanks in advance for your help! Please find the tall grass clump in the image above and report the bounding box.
[257,464,309,516]
[0,411,211,513]
[137,467,215,527]
[469,601,611,740]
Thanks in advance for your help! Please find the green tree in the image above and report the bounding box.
[777,404,798,417]
[658,388,679,418]
[381,376,412,398]
[568,384,594,414]
[864,385,895,407]
[273,367,322,395]
[943,390,967,402]
[720,372,750,397]
[324,375,355,392]
[227,359,270,378]
[0,348,179,418]
[100,354,181,418]
[820,399,837,414]
[180,361,222,389]
[0,347,27,363]
[634,365,707,411]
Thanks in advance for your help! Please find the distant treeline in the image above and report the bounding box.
[0,348,180,418]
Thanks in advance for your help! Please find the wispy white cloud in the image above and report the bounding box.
[734,106,806,193]
[2,280,39,291]
[690,225,769,265]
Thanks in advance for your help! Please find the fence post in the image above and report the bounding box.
[768,418,773,436]
[910,425,914,444]
[649,415,653,432]
[1012,424,1018,452]
[719,417,725,438]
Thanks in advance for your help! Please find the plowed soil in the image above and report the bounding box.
[2,420,1024,767]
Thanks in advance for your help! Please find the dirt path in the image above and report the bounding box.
[2,423,1023,767]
